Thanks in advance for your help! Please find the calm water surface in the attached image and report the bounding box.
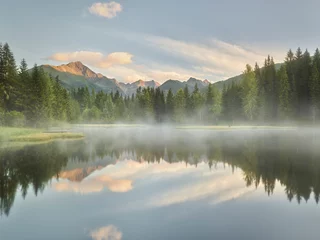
[0,127,320,240]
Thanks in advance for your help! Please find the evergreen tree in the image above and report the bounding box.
[278,65,291,119]
[17,59,30,112]
[184,85,191,116]
[0,43,18,111]
[166,89,174,121]
[313,48,320,71]
[310,63,320,121]
[211,84,222,123]
[190,83,204,121]
[103,94,115,122]
[206,83,214,122]
[242,64,258,121]
[174,89,186,123]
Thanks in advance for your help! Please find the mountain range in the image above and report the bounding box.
[40,61,244,95]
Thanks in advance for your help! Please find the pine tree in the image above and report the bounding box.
[16,59,30,112]
[154,88,162,122]
[242,64,258,121]
[174,89,186,123]
[211,85,222,123]
[103,94,115,122]
[184,85,191,116]
[278,65,291,119]
[313,48,320,71]
[0,43,18,111]
[166,89,174,121]
[206,83,214,122]
[190,83,204,121]
[310,63,320,121]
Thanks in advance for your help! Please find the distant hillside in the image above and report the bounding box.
[120,80,160,96]
[213,63,282,90]
[160,77,209,94]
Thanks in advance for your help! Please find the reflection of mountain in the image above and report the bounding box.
[59,166,104,182]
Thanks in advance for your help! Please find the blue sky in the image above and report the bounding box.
[1,0,320,83]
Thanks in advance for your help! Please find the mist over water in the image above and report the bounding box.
[1,126,320,240]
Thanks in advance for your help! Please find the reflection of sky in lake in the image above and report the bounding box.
[1,159,320,240]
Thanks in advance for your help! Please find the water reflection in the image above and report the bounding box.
[1,128,320,217]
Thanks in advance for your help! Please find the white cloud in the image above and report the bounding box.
[147,169,255,207]
[47,33,285,83]
[101,63,208,83]
[90,225,122,240]
[48,51,133,69]
[89,2,122,19]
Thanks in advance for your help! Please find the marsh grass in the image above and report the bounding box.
[10,132,84,142]
[0,127,42,141]
[0,127,84,142]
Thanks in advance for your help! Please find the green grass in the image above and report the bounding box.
[0,127,84,143]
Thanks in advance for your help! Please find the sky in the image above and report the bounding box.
[1,0,320,83]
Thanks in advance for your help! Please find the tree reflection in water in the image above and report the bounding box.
[1,129,320,216]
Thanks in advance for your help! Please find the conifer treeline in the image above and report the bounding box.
[1,42,320,126]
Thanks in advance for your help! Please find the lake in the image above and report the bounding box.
[1,126,320,240]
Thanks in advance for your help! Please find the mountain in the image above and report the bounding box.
[120,80,161,96]
[159,77,210,94]
[42,62,125,95]
[59,166,104,182]
[40,62,162,96]
[40,61,275,95]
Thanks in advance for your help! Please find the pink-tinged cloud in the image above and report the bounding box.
[54,175,133,194]
[89,2,122,19]
[48,51,133,69]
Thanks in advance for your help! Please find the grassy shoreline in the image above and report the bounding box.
[0,127,84,142]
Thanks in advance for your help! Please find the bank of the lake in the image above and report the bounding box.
[0,127,84,142]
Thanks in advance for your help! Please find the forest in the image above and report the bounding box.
[1,42,320,126]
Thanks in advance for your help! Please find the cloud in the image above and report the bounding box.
[147,169,255,207]
[101,62,208,83]
[48,51,133,69]
[98,52,133,68]
[90,225,122,240]
[89,2,122,19]
[54,175,132,194]
[145,35,283,78]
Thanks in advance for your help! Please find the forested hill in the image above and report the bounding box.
[213,63,282,90]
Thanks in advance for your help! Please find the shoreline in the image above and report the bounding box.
[0,127,84,143]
